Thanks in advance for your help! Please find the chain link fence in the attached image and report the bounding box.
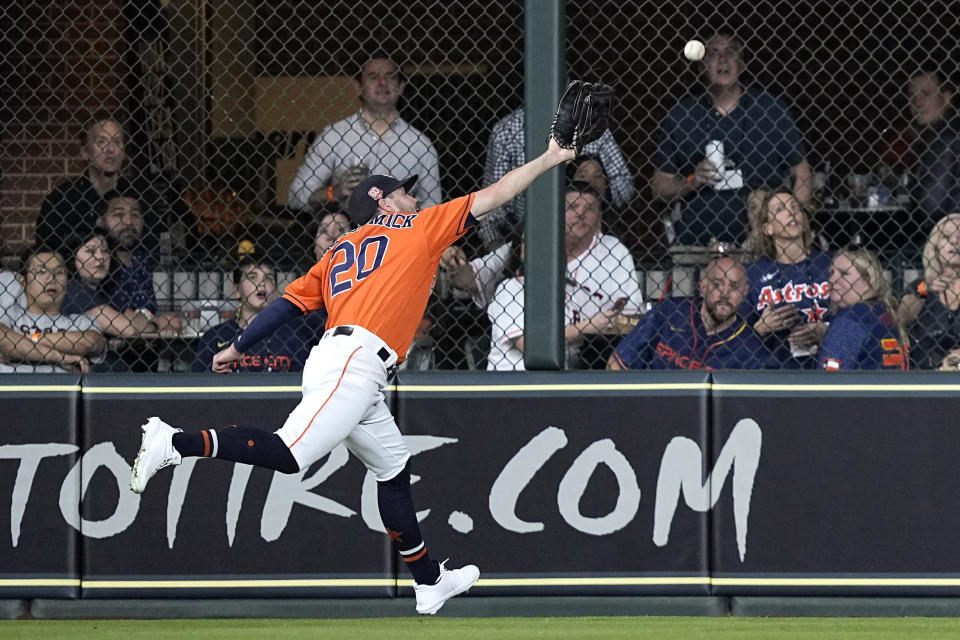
[3,0,958,373]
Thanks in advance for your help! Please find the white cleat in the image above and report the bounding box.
[414,560,480,615]
[130,417,182,494]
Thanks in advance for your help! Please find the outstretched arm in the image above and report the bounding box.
[472,81,610,220]
[471,138,575,220]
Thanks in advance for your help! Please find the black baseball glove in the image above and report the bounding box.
[549,81,614,155]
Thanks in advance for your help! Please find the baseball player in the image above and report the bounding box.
[129,82,611,615]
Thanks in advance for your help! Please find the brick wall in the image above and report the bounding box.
[2,0,126,260]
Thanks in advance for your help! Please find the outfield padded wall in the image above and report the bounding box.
[0,375,81,599]
[1,371,959,599]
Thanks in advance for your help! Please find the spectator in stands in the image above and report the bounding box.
[193,258,312,372]
[937,350,960,370]
[313,211,352,262]
[61,228,161,339]
[742,188,832,368]
[97,193,183,333]
[567,154,610,202]
[649,31,811,247]
[899,214,960,369]
[819,248,907,370]
[608,256,772,370]
[485,181,643,370]
[35,113,179,255]
[479,104,634,251]
[288,54,442,211]
[60,228,167,372]
[907,66,960,230]
[0,247,104,373]
[453,182,641,310]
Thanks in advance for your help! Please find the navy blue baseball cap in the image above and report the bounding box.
[346,174,418,225]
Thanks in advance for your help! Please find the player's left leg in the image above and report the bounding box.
[131,338,378,494]
[345,401,479,615]
[130,417,300,494]
[173,424,300,471]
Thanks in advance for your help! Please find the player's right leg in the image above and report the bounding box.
[345,400,479,615]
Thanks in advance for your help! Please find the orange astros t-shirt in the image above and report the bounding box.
[283,194,475,363]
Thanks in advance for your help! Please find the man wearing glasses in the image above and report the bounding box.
[0,248,104,373]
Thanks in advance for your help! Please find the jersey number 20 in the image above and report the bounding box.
[329,235,390,296]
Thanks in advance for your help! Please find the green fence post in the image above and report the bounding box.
[523,0,565,370]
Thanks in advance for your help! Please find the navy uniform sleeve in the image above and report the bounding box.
[819,310,867,370]
[234,298,303,352]
[613,303,663,368]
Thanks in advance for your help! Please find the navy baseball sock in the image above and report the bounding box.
[172,425,300,474]
[378,463,441,585]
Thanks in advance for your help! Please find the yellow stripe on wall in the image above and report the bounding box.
[0,579,81,587]
[82,386,303,394]
[394,383,712,393]
[82,578,395,588]
[711,577,960,587]
[712,383,960,392]
[72,383,714,395]
[0,386,82,392]
[64,576,960,589]
[9,383,960,395]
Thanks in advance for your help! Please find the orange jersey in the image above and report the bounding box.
[283,194,476,362]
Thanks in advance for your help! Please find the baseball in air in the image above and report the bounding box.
[684,40,705,61]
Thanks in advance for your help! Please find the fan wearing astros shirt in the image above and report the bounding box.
[742,188,831,369]
[818,248,908,370]
[130,134,579,616]
[607,256,774,370]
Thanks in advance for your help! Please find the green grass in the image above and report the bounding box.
[4,617,960,639]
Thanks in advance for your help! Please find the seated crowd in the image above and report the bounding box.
[3,43,959,374]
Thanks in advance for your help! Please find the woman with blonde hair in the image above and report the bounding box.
[743,187,831,368]
[900,213,960,368]
[819,247,907,370]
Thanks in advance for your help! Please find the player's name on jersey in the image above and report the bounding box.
[368,212,419,229]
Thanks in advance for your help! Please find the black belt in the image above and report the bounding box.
[332,326,392,364]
